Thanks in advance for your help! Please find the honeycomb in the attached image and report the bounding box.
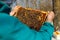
[11,6,48,31]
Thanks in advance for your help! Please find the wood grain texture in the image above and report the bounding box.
[53,0,60,31]
[16,0,53,11]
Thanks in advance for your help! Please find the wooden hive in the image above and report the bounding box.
[11,6,48,30]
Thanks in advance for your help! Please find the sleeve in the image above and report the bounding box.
[9,20,54,40]
[39,22,54,40]
[0,13,54,40]
[0,1,11,14]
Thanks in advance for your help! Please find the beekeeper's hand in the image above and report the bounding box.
[10,6,21,16]
[46,11,55,23]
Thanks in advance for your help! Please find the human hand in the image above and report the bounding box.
[46,11,55,23]
[10,6,21,16]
